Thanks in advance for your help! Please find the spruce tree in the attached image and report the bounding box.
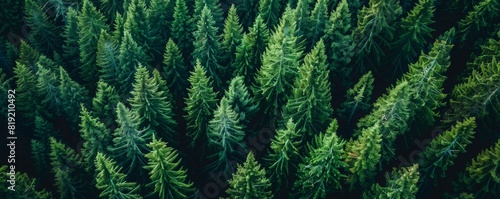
[100,0,124,22]
[92,80,120,128]
[253,6,303,122]
[233,15,270,86]
[14,62,39,123]
[59,67,90,129]
[307,0,329,50]
[36,65,63,118]
[193,0,224,29]
[220,5,244,72]
[294,0,310,37]
[129,66,177,144]
[124,0,156,56]
[79,106,112,173]
[147,0,174,51]
[184,60,218,152]
[206,97,246,173]
[17,40,41,71]
[225,76,258,128]
[282,40,332,138]
[458,0,500,43]
[117,31,150,95]
[171,0,195,63]
[144,136,194,198]
[294,119,348,198]
[31,114,57,182]
[226,152,273,199]
[24,0,62,57]
[77,0,108,84]
[364,164,420,199]
[162,39,188,98]
[97,29,121,88]
[62,7,80,76]
[338,72,374,124]
[192,5,224,91]
[237,0,259,29]
[258,0,283,29]
[152,69,175,108]
[94,152,142,199]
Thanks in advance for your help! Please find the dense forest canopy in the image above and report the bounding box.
[0,0,499,198]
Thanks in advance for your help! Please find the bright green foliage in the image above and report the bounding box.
[364,164,420,199]
[226,152,273,199]
[78,0,108,84]
[192,5,224,90]
[391,0,435,75]
[59,67,90,129]
[144,137,194,199]
[307,0,329,50]
[458,0,500,43]
[282,40,332,138]
[109,102,151,176]
[14,62,39,123]
[124,0,156,56]
[419,117,476,185]
[457,138,500,197]
[258,0,283,29]
[464,31,500,75]
[112,12,125,42]
[253,6,303,120]
[236,0,259,29]
[117,31,151,95]
[194,0,224,29]
[49,137,89,199]
[171,0,195,61]
[62,7,80,75]
[294,119,348,198]
[345,124,382,189]
[184,61,218,151]
[129,66,177,144]
[17,40,41,71]
[456,192,475,199]
[163,39,188,98]
[206,97,246,173]
[94,152,142,199]
[100,0,124,22]
[233,15,270,85]
[322,0,354,84]
[338,72,374,124]
[352,0,402,70]
[3,171,53,198]
[24,0,62,57]
[294,0,310,37]
[152,69,175,108]
[97,29,121,88]
[225,76,258,128]
[80,106,113,172]
[221,5,244,72]
[36,65,63,118]
[265,118,300,188]
[92,80,120,128]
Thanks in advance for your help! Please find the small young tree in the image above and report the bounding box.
[226,152,273,199]
[338,72,374,124]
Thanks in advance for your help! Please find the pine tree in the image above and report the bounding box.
[418,118,476,186]
[294,0,310,37]
[92,80,120,128]
[184,60,218,152]
[36,65,63,118]
[282,40,332,138]
[322,0,354,85]
[193,0,224,29]
[17,40,41,71]
[364,164,420,199]
[152,69,175,108]
[206,97,247,173]
[59,67,90,129]
[345,124,382,189]
[258,0,283,29]
[79,106,112,173]
[306,0,329,50]
[24,0,62,57]
[391,0,435,75]
[265,118,300,191]
[352,0,402,70]
[14,62,39,123]
[144,136,194,198]
[233,15,270,86]
[124,0,156,56]
[77,0,108,84]
[147,0,174,53]
[97,29,121,88]
[31,114,57,181]
[117,31,151,95]
[294,119,348,198]
[100,0,124,22]
[253,6,303,122]
[192,5,224,91]
[171,0,195,63]
[163,39,188,98]
[220,5,244,72]
[94,152,142,199]
[113,12,125,42]
[109,102,151,177]
[338,72,374,124]
[225,76,258,128]
[129,66,177,144]
[62,7,80,76]
[236,0,259,29]
[226,152,273,199]
[458,0,500,43]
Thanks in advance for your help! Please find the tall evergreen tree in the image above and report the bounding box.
[236,0,259,29]
[306,0,329,50]
[294,119,348,198]
[14,62,39,123]
[294,0,310,37]
[184,61,218,152]
[31,114,57,182]
[144,137,194,198]
[364,164,420,199]
[100,0,124,22]
[94,152,142,199]
[97,29,121,88]
[79,106,113,173]
[24,0,62,57]
[162,39,188,98]
[36,65,63,118]
[77,0,108,84]
[458,0,500,44]
[226,152,273,199]
[171,0,195,63]
[59,67,90,129]
[258,0,283,29]
[282,40,332,138]
[117,31,150,95]
[17,40,41,72]
[129,66,177,144]
[124,0,156,57]
[338,72,374,124]
[233,15,270,86]
[225,76,258,128]
[220,5,244,72]
[147,0,174,52]
[62,7,80,76]
[192,5,224,91]
[2,170,53,198]
[92,80,120,128]
[193,0,224,29]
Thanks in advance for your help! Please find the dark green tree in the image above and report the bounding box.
[306,0,329,50]
[258,0,283,29]
[220,5,244,72]
[225,76,258,128]
[14,62,39,123]
[17,40,41,71]
[162,39,188,98]
[236,0,259,29]
[364,164,420,199]
[100,0,124,22]
[147,0,174,52]
[338,72,374,124]
[282,40,332,138]
[92,80,120,128]
[117,31,150,95]
[458,0,500,44]
[124,0,156,56]
[36,65,63,118]
[144,136,194,198]
[194,0,224,29]
[294,0,310,37]
[0,0,23,34]
[62,7,80,76]
[24,0,62,57]
[226,152,273,199]
[31,114,57,182]
[2,170,53,198]
[97,29,121,88]
[79,106,113,173]
[171,0,195,63]
[94,152,142,199]
[294,119,348,198]
[59,67,90,129]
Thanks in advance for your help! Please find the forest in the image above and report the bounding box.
[0,0,499,198]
